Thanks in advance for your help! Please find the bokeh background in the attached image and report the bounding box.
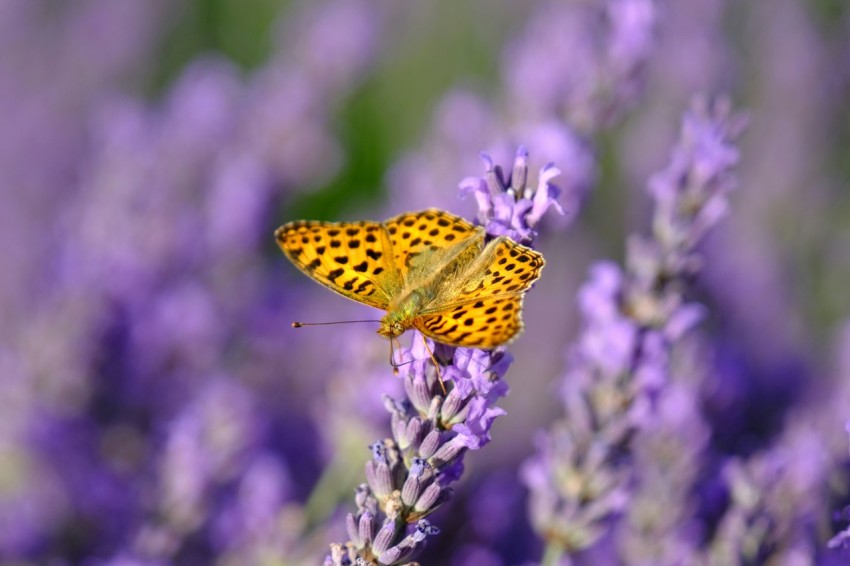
[2,0,850,564]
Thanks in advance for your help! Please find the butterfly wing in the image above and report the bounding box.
[275,220,401,309]
[414,236,545,347]
[414,294,527,348]
[382,209,480,273]
[452,236,545,300]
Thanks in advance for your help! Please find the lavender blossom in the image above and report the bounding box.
[504,0,657,133]
[325,150,565,564]
[829,422,850,553]
[521,96,746,561]
[388,0,655,221]
[812,324,850,558]
[460,147,565,244]
[616,379,710,564]
[708,425,832,563]
[326,340,507,564]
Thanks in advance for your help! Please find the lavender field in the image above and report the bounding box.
[2,1,850,564]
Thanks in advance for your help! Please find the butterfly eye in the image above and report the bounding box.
[392,322,404,336]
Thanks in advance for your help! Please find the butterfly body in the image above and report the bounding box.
[276,209,544,348]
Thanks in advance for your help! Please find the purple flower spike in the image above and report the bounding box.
[825,423,850,553]
[522,96,746,561]
[413,520,440,541]
[526,163,565,227]
[505,0,657,132]
[326,149,577,563]
[461,148,568,244]
[327,328,510,561]
[511,145,530,193]
[709,427,832,562]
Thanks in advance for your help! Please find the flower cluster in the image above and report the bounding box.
[328,343,509,565]
[460,147,565,244]
[830,423,850,551]
[505,0,657,132]
[521,97,747,560]
[708,426,831,563]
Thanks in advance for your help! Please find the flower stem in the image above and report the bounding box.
[542,541,568,566]
[303,456,354,529]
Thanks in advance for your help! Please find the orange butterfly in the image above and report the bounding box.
[275,209,544,349]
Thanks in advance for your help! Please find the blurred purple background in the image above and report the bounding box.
[2,0,850,564]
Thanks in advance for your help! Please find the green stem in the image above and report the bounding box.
[303,421,376,530]
[541,541,568,566]
[302,455,353,529]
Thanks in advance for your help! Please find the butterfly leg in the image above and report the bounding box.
[389,336,400,376]
[420,334,447,395]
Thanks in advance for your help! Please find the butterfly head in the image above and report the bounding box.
[377,310,413,340]
[378,313,409,338]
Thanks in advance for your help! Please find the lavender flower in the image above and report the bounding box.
[708,425,832,563]
[325,150,566,564]
[460,147,565,244]
[326,340,506,564]
[504,0,657,132]
[521,96,746,561]
[616,378,710,564]
[809,323,850,558]
[829,422,850,552]
[388,0,655,221]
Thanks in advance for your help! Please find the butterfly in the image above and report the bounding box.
[275,209,544,349]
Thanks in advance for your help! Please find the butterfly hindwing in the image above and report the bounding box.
[414,294,526,348]
[275,220,399,309]
[413,236,543,347]
[453,237,545,300]
[382,209,479,273]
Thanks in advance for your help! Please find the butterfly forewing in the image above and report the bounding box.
[382,209,479,273]
[275,220,399,309]
[457,237,545,299]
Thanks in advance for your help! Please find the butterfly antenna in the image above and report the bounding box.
[421,335,447,395]
[291,320,381,328]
